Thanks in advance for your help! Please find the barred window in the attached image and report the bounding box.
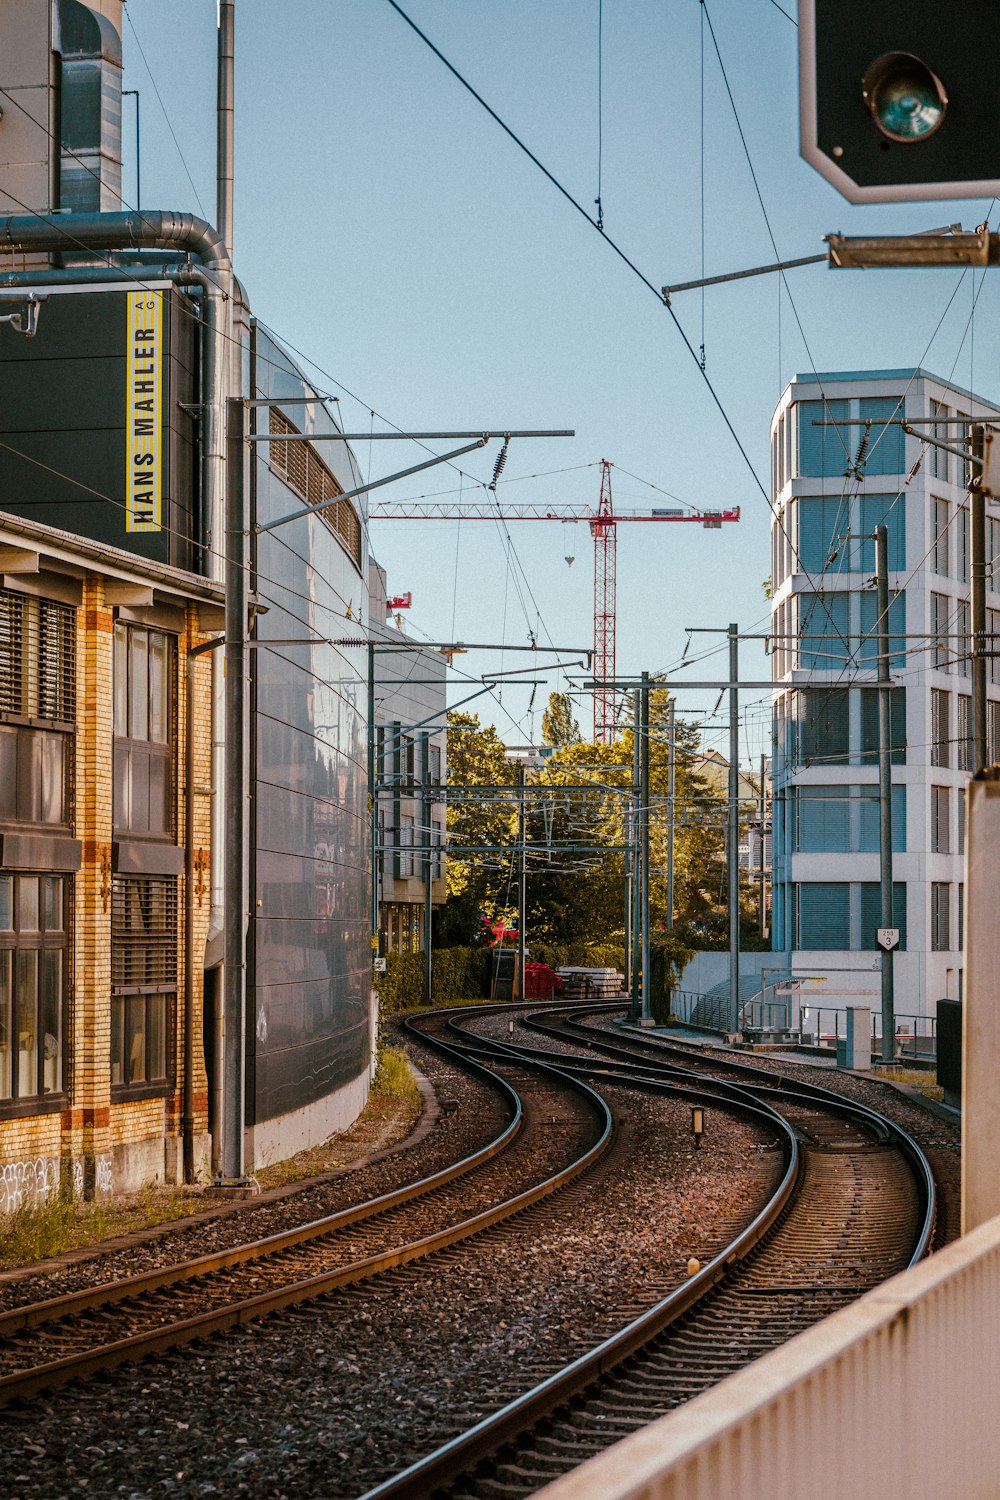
[0,873,68,1104]
[0,589,75,724]
[111,875,176,1091]
[269,408,362,568]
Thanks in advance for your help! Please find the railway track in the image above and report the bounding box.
[358,1001,935,1500]
[0,1020,612,1406]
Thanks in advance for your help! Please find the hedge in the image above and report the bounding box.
[375,947,491,1013]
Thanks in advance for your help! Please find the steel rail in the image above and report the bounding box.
[357,1038,800,1500]
[0,1063,525,1340]
[0,1038,613,1405]
[520,1002,937,1264]
[358,1003,936,1499]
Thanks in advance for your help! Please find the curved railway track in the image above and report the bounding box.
[358,1001,935,1500]
[0,1000,941,1500]
[0,1019,613,1406]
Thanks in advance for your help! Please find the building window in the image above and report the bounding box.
[858,590,906,670]
[859,882,907,950]
[113,623,175,838]
[931,882,951,952]
[0,589,75,724]
[395,815,414,879]
[958,882,965,947]
[111,876,176,1092]
[957,505,969,584]
[933,497,950,576]
[0,591,75,833]
[858,687,906,765]
[798,591,850,670]
[955,598,971,678]
[797,495,847,573]
[797,400,850,479]
[859,397,906,475]
[958,785,966,857]
[931,592,952,672]
[956,695,972,772]
[858,495,906,572]
[0,873,67,1103]
[931,785,950,853]
[930,401,950,482]
[268,407,362,568]
[794,883,850,949]
[990,701,1000,765]
[429,743,442,785]
[795,688,850,766]
[989,610,1000,687]
[931,689,950,768]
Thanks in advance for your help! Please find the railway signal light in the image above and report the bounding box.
[799,0,1000,202]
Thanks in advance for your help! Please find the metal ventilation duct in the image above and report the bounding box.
[55,0,123,212]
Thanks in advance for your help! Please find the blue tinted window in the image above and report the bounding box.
[856,784,906,852]
[857,493,906,571]
[798,400,850,478]
[798,495,849,573]
[860,882,907,949]
[860,397,906,475]
[795,883,850,948]
[800,591,850,669]
[794,786,849,852]
[858,590,907,669]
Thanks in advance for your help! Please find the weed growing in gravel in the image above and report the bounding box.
[880,1068,944,1103]
[0,1173,78,1265]
[372,1045,419,1101]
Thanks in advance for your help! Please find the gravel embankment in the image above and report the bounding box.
[0,1068,779,1500]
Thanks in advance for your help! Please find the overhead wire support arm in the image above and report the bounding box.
[255,429,575,535]
[661,253,826,301]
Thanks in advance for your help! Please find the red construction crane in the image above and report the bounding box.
[370,462,740,743]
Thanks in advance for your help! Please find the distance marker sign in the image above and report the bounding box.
[877,927,900,951]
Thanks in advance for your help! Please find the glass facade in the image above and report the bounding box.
[250,327,370,1123]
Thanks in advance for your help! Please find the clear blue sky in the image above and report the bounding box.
[121,0,1000,763]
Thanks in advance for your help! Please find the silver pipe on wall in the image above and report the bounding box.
[217,1,235,260]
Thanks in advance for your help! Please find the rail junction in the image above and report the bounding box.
[0,1002,954,1500]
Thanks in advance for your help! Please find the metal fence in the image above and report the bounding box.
[666,989,937,1060]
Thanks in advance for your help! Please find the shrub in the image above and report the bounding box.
[374,946,491,1013]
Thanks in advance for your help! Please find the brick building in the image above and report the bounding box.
[0,512,222,1205]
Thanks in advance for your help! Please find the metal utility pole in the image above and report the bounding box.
[630,689,641,1021]
[666,697,675,930]
[223,397,249,1181]
[875,526,896,1063]
[758,752,768,940]
[640,672,651,1023]
[728,624,740,1035]
[368,646,379,958]
[422,732,433,1005]
[971,455,988,770]
[517,762,527,1001]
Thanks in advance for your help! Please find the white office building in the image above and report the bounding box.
[770,367,1000,1030]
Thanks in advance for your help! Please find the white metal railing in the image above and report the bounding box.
[667,990,937,1058]
[534,1213,1000,1500]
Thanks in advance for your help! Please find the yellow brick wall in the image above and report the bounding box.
[0,575,218,1206]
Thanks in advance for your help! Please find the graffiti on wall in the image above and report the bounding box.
[0,1154,110,1215]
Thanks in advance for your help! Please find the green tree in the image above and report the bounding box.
[541,691,580,747]
[441,710,517,929]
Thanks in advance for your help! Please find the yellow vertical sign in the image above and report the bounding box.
[125,290,162,532]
